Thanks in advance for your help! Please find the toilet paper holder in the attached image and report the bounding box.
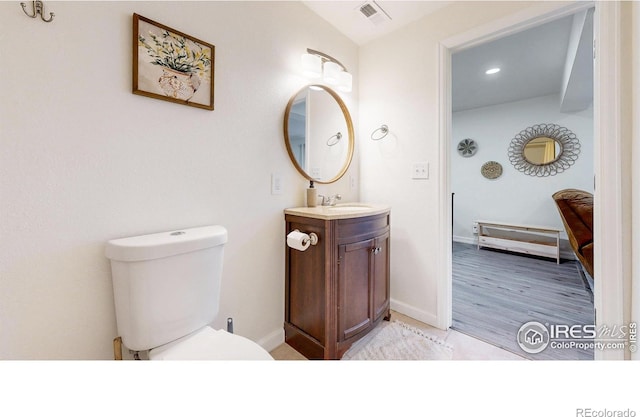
[293,229,318,246]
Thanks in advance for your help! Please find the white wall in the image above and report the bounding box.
[358,1,586,326]
[0,1,358,359]
[451,94,593,242]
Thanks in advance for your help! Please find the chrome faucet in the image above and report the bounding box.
[318,194,342,206]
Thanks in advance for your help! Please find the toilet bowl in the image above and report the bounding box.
[149,326,273,360]
[105,225,273,360]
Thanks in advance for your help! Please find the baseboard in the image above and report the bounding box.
[453,235,476,245]
[257,327,284,353]
[390,298,442,329]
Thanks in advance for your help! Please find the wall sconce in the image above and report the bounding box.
[301,48,352,93]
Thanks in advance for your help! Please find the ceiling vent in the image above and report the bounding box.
[357,1,392,26]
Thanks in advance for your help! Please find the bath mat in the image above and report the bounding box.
[342,320,453,360]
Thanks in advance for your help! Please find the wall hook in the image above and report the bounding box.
[21,1,54,22]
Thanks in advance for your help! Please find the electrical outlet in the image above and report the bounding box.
[472,222,479,234]
[271,173,283,195]
[412,162,429,179]
[350,175,357,190]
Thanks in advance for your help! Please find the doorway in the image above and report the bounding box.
[449,10,595,359]
[437,1,627,360]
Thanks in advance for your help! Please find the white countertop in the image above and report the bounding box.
[284,203,391,220]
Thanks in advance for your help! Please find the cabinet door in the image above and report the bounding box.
[337,238,374,342]
[372,231,390,321]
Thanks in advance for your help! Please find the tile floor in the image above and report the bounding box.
[269,310,526,360]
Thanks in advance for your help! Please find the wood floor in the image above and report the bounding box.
[452,241,594,360]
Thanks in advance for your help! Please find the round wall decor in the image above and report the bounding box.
[457,138,478,157]
[481,161,503,179]
[507,123,580,177]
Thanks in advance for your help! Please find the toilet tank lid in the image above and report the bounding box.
[105,225,228,262]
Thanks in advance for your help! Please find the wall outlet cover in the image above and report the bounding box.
[412,162,429,179]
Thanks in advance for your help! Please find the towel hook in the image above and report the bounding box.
[21,1,55,22]
[326,132,342,146]
[371,124,389,141]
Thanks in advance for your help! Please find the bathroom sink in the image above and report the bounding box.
[328,205,373,212]
[284,203,390,220]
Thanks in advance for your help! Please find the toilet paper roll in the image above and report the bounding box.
[287,230,311,251]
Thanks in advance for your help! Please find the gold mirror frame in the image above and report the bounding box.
[283,85,354,184]
[508,123,581,177]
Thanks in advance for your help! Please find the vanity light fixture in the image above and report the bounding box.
[301,53,322,78]
[485,67,501,75]
[323,61,342,85]
[337,71,353,93]
[301,48,352,93]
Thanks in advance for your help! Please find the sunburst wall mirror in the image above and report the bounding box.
[507,123,580,177]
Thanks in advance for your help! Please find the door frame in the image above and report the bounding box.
[436,1,626,360]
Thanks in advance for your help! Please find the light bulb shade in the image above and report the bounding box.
[301,53,322,78]
[337,71,352,92]
[323,61,341,85]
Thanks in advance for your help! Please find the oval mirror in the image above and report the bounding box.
[283,85,354,184]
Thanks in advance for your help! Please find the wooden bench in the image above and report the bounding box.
[476,220,561,264]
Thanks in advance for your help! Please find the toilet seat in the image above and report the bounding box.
[148,326,273,360]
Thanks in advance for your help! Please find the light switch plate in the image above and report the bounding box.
[271,173,283,195]
[412,162,429,179]
[311,167,322,180]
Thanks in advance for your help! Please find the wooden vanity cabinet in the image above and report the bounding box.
[284,212,391,359]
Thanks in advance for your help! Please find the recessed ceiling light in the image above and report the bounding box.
[485,68,501,75]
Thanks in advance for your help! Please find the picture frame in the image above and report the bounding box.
[133,13,215,110]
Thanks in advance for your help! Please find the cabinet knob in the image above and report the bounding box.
[371,247,382,254]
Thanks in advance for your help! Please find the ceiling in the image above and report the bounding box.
[302,1,594,112]
[302,1,451,46]
[452,10,594,112]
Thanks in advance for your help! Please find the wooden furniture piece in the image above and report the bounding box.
[284,209,391,359]
[476,220,561,263]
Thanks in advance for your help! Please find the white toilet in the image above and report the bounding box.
[105,225,273,360]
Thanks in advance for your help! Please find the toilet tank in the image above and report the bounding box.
[105,225,228,351]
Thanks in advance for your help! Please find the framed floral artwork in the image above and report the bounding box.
[133,13,214,110]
